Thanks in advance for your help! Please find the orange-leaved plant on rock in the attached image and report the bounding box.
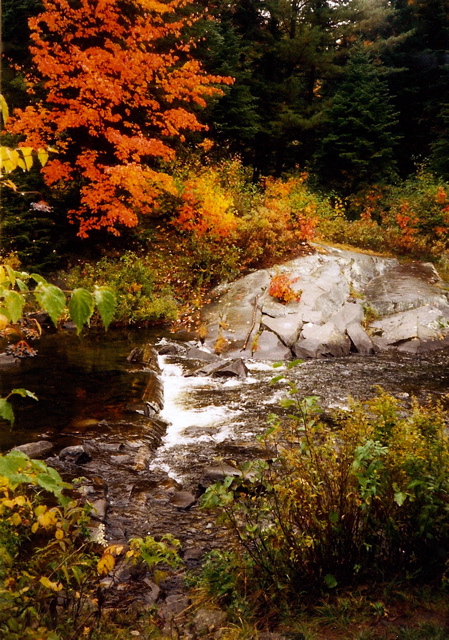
[6,0,233,237]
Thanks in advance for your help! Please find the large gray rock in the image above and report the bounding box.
[364,263,448,316]
[346,322,375,354]
[370,305,449,345]
[200,245,449,359]
[294,322,351,358]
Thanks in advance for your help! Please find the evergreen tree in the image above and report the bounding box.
[386,0,449,175]
[313,47,399,196]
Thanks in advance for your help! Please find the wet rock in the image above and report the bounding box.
[202,463,242,484]
[142,577,161,605]
[169,490,196,509]
[90,498,109,521]
[142,373,164,413]
[191,358,249,378]
[186,346,221,363]
[192,608,227,636]
[12,440,54,459]
[127,344,161,371]
[157,342,186,356]
[0,353,19,367]
[59,444,91,464]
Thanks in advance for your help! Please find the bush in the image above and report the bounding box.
[63,251,178,325]
[0,450,182,640]
[317,173,449,261]
[202,376,449,605]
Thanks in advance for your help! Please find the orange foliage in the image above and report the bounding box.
[6,0,233,237]
[268,274,301,304]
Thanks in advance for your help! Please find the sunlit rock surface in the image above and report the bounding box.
[201,245,449,358]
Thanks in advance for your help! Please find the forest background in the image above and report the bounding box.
[1,2,449,639]
[1,0,449,329]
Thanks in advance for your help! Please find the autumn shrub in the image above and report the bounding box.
[202,376,449,606]
[0,450,182,640]
[236,174,326,266]
[62,252,177,325]
[170,161,327,276]
[268,273,301,304]
[380,172,449,257]
[317,173,449,261]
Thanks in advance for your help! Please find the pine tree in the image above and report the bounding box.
[313,46,399,196]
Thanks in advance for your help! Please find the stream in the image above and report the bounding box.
[1,329,449,567]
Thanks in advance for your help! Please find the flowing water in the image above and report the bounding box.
[1,330,449,546]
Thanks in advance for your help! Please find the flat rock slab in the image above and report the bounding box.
[364,262,447,316]
[201,245,449,359]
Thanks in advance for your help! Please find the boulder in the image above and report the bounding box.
[262,315,302,348]
[346,322,375,355]
[59,444,92,464]
[294,322,351,358]
[370,306,449,345]
[191,358,249,378]
[169,490,196,509]
[13,440,53,459]
[251,330,292,361]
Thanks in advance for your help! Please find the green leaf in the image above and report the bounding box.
[5,265,16,287]
[394,491,407,506]
[30,273,48,285]
[3,290,25,323]
[93,286,116,330]
[10,388,38,401]
[34,284,66,326]
[324,574,338,589]
[0,398,14,426]
[68,288,95,334]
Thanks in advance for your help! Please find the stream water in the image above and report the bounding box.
[1,329,449,548]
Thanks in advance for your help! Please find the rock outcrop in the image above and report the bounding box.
[200,245,449,359]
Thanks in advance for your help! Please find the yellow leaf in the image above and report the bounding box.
[55,528,64,540]
[105,544,124,557]
[11,512,22,526]
[19,147,34,172]
[97,553,115,575]
[39,576,63,591]
[31,522,39,534]
[37,148,49,167]
[35,505,47,516]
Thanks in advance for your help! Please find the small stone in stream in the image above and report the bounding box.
[142,577,161,605]
[59,444,91,464]
[202,464,242,484]
[89,498,108,521]
[191,358,248,378]
[169,490,196,509]
[186,346,221,363]
[12,440,53,459]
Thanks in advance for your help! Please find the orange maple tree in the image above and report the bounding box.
[7,0,232,237]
